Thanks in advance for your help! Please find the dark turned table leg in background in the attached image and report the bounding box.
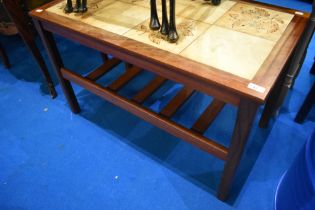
[0,42,10,68]
[100,52,108,62]
[217,99,258,200]
[295,82,315,123]
[259,1,315,127]
[26,38,57,98]
[2,0,57,98]
[33,19,80,113]
[311,59,315,74]
[259,64,287,128]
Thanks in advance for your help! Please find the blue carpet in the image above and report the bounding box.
[0,0,314,209]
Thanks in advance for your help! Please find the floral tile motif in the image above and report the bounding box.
[215,2,294,41]
[46,0,150,35]
[124,17,210,54]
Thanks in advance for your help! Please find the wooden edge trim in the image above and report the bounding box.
[31,15,242,106]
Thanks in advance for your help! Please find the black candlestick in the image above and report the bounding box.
[64,0,73,13]
[211,0,221,6]
[160,0,169,35]
[74,0,81,13]
[168,0,178,43]
[150,0,160,30]
[79,0,88,13]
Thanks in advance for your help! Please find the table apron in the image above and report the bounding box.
[42,21,242,107]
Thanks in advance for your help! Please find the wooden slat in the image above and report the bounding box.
[160,87,195,118]
[108,66,142,91]
[132,76,167,104]
[86,58,121,81]
[61,67,229,160]
[192,99,226,134]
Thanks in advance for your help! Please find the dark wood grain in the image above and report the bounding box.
[100,52,108,62]
[133,76,167,104]
[86,58,121,81]
[108,66,142,91]
[295,82,315,123]
[61,67,229,160]
[258,2,314,126]
[217,98,259,201]
[29,1,309,104]
[0,43,10,68]
[3,0,57,98]
[160,87,195,118]
[192,99,226,134]
[29,0,311,201]
[33,19,80,112]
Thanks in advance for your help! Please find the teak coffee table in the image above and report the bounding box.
[30,0,309,200]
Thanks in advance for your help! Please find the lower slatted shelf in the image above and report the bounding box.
[61,55,230,160]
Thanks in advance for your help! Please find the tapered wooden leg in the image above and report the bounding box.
[33,19,80,113]
[259,67,287,127]
[262,8,315,124]
[217,99,258,201]
[311,60,315,74]
[295,83,315,123]
[100,52,108,62]
[0,42,10,68]
[125,62,132,70]
[24,39,57,98]
[2,0,57,98]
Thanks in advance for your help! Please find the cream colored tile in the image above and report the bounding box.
[176,0,236,24]
[124,17,210,54]
[47,0,150,35]
[180,25,275,80]
[118,0,236,25]
[119,0,186,11]
[215,2,294,41]
[47,0,116,15]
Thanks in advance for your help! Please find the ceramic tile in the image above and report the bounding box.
[47,0,150,35]
[180,25,275,80]
[215,2,294,41]
[176,0,236,24]
[124,17,210,54]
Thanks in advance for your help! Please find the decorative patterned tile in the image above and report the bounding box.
[215,2,294,41]
[46,0,294,80]
[46,0,150,35]
[124,17,210,54]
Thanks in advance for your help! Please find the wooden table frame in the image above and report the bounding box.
[30,0,309,201]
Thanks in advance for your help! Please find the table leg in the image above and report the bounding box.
[100,52,108,62]
[260,10,315,126]
[33,19,80,113]
[259,67,287,128]
[217,99,258,201]
[25,38,57,98]
[0,42,10,68]
[2,0,57,98]
[311,59,315,74]
[295,83,315,123]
